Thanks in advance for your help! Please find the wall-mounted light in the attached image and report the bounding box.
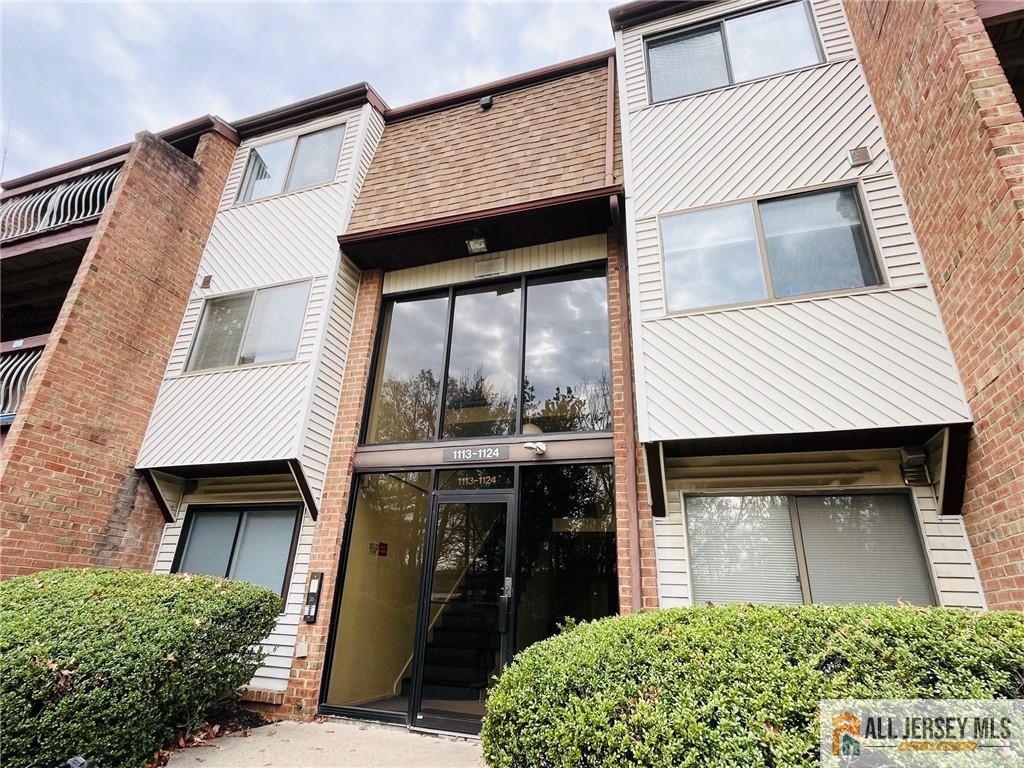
[523,441,547,456]
[466,237,488,255]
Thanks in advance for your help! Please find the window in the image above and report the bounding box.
[685,493,935,606]
[175,505,300,596]
[236,124,345,203]
[186,281,310,372]
[647,0,822,103]
[661,186,881,312]
[364,266,611,444]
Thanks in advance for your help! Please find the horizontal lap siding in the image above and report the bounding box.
[381,234,608,294]
[151,478,309,693]
[653,453,986,609]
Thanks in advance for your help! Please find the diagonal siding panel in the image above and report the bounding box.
[640,287,970,441]
[137,362,311,468]
[630,60,889,218]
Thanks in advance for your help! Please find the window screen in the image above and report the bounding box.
[176,506,299,596]
[685,495,804,605]
[285,125,345,191]
[796,495,935,606]
[648,27,729,102]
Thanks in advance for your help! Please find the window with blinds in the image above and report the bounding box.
[176,505,300,597]
[685,493,935,606]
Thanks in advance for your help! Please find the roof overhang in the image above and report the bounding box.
[339,186,623,270]
[233,82,388,139]
[609,1,706,30]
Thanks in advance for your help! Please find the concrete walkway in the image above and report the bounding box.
[166,719,484,768]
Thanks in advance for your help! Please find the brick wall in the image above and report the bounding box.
[844,0,1024,609]
[607,231,659,613]
[0,130,236,578]
[282,268,384,717]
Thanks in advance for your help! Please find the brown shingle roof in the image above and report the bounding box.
[347,58,621,236]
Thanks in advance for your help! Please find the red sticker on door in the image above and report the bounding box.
[377,542,388,557]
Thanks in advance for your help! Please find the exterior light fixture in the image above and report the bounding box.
[899,447,932,487]
[466,237,488,255]
[523,441,547,456]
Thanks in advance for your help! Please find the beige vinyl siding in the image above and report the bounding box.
[629,61,889,219]
[620,0,856,115]
[140,105,384,505]
[638,286,970,442]
[651,451,986,609]
[615,0,971,444]
[152,475,311,693]
[381,234,608,295]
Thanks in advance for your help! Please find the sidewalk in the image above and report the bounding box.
[166,719,484,768]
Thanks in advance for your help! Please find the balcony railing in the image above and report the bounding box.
[0,344,44,426]
[1,165,121,242]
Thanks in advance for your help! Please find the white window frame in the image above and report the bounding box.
[681,489,939,606]
[644,0,825,105]
[657,181,887,317]
[184,278,313,374]
[234,121,346,205]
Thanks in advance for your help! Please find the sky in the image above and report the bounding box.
[0,1,617,181]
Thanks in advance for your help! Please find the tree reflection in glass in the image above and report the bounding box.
[365,295,448,443]
[442,284,521,438]
[522,270,611,433]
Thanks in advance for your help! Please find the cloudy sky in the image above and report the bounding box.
[1,1,616,180]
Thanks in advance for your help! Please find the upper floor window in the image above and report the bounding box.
[364,267,611,444]
[661,185,881,313]
[236,124,345,203]
[647,0,822,103]
[685,493,935,606]
[186,280,310,372]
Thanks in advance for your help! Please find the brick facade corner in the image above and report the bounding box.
[0,129,237,579]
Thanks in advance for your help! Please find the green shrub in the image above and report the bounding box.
[1,568,281,768]
[482,605,1024,768]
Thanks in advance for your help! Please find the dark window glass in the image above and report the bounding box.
[187,292,253,371]
[522,271,611,433]
[366,295,449,443]
[760,188,880,297]
[237,138,293,202]
[325,472,430,711]
[285,125,345,191]
[442,283,521,438]
[176,506,298,596]
[516,464,617,652]
[648,27,729,102]
[437,467,514,491]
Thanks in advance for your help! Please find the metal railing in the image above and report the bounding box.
[1,166,121,242]
[0,346,44,425]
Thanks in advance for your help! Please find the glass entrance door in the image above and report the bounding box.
[412,495,511,733]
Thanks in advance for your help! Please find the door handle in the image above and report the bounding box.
[499,576,512,633]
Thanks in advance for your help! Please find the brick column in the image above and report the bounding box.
[843,0,1024,610]
[607,231,659,613]
[0,130,237,577]
[283,268,384,717]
